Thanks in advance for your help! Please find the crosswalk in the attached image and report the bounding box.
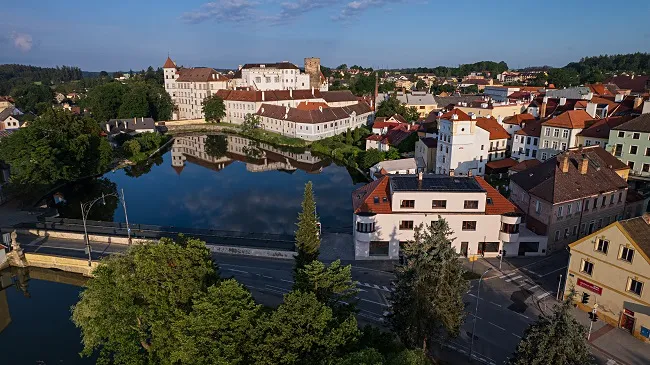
[357,282,393,292]
[498,271,554,301]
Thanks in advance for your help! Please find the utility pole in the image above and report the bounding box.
[587,304,599,341]
[80,190,131,266]
[469,268,492,361]
[556,274,563,301]
[121,188,131,244]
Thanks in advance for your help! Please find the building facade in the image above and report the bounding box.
[512,119,542,161]
[435,109,489,176]
[538,110,593,161]
[609,114,650,178]
[352,174,547,260]
[565,215,650,343]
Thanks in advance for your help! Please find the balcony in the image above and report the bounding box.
[500,213,522,242]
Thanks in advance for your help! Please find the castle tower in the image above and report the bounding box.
[304,57,321,90]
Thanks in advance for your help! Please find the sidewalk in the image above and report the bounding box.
[572,306,650,365]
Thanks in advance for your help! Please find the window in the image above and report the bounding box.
[619,246,634,263]
[500,223,519,234]
[541,152,547,160]
[400,200,415,209]
[614,144,623,157]
[464,200,479,209]
[580,259,594,275]
[373,196,379,204]
[585,140,591,146]
[564,228,569,238]
[617,131,624,138]
[646,147,650,157]
[543,140,549,148]
[535,200,541,214]
[609,195,615,205]
[595,238,609,254]
[553,128,559,137]
[627,278,644,296]
[630,145,638,155]
[432,200,447,208]
[462,221,477,231]
[399,221,414,230]
[557,206,563,217]
[567,204,572,215]
[633,132,640,139]
[369,241,389,256]
[561,142,567,150]
[526,137,531,144]
[572,225,578,236]
[584,199,590,211]
[576,200,582,212]
[533,138,538,146]
[356,222,375,233]
[628,161,635,169]
[532,150,537,158]
[554,230,560,242]
[545,127,550,136]
[601,196,606,206]
[562,129,569,139]
[643,163,650,173]
[552,141,558,150]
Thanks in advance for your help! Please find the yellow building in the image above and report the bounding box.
[455,102,526,120]
[565,214,650,343]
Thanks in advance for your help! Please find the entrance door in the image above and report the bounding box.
[460,242,469,258]
[621,314,635,334]
[588,221,595,235]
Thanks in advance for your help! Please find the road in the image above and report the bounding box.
[15,234,625,365]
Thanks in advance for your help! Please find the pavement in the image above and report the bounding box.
[11,233,650,365]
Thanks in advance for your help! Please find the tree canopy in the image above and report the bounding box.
[375,96,420,122]
[0,64,82,95]
[0,109,112,189]
[85,81,172,122]
[11,83,54,113]
[294,181,321,288]
[202,95,226,123]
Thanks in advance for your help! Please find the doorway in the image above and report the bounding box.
[460,242,469,257]
[588,221,595,235]
[620,313,635,334]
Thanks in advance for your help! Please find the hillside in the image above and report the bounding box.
[0,64,83,94]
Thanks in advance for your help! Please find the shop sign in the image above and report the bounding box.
[577,278,603,295]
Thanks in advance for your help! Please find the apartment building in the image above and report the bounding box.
[163,57,231,120]
[565,215,650,343]
[256,101,373,141]
[538,110,593,161]
[454,100,525,120]
[576,116,634,150]
[512,119,542,161]
[509,146,630,252]
[609,113,650,178]
[351,173,547,260]
[476,117,510,162]
[500,113,536,138]
[375,92,438,119]
[435,109,489,176]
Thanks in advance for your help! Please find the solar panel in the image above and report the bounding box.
[390,174,484,192]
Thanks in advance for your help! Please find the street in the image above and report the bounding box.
[14,234,648,365]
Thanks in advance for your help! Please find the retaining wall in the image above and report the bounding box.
[24,253,97,277]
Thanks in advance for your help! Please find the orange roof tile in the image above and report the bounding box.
[163,57,176,68]
[486,158,519,170]
[352,176,392,214]
[542,110,593,129]
[440,108,471,121]
[476,117,510,140]
[474,177,518,215]
[509,159,541,173]
[296,101,329,111]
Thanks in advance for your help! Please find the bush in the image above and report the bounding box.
[122,139,141,156]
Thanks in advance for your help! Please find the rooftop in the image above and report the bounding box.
[257,101,371,125]
[476,117,510,140]
[618,215,650,262]
[542,110,593,129]
[577,115,635,139]
[372,158,417,173]
[321,90,359,103]
[611,113,650,133]
[390,174,485,192]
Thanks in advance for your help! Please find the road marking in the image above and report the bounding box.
[358,282,393,292]
[467,312,483,320]
[359,298,390,307]
[499,272,517,279]
[505,275,522,282]
[536,292,551,300]
[278,278,294,284]
[382,285,390,291]
[489,301,502,307]
[265,284,289,293]
[262,275,273,279]
[528,285,539,291]
[488,321,506,331]
[225,268,249,274]
[538,266,567,278]
[512,333,522,339]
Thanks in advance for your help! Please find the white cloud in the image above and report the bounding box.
[11,32,33,52]
[182,0,258,23]
[335,0,397,20]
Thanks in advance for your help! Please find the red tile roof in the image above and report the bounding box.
[586,84,613,96]
[502,113,536,126]
[605,75,650,93]
[576,116,635,139]
[296,101,329,111]
[441,108,471,121]
[542,110,593,129]
[372,121,401,130]
[509,159,541,173]
[257,101,371,125]
[486,158,519,170]
[474,177,518,215]
[176,68,229,82]
[476,117,510,140]
[515,118,543,137]
[163,57,176,68]
[352,176,392,214]
[216,89,322,102]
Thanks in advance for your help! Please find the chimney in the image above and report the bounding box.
[290,89,293,98]
[318,106,323,112]
[261,107,265,113]
[615,94,625,102]
[418,171,423,181]
[262,91,265,101]
[471,114,477,120]
[586,102,597,118]
[540,97,548,118]
[642,213,650,225]
[559,97,567,106]
[452,113,459,120]
[633,97,643,109]
[643,101,650,115]
[561,156,569,173]
[579,155,589,175]
[311,87,314,97]
[134,117,137,125]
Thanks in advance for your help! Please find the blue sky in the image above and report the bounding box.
[1,0,649,71]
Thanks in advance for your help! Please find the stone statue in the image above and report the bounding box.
[10,231,19,251]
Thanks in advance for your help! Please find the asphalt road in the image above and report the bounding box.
[19,234,620,365]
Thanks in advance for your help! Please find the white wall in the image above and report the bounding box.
[436,118,489,176]
[240,68,310,91]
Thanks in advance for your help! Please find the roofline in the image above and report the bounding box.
[569,221,650,265]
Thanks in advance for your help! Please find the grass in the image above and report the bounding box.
[239,129,307,148]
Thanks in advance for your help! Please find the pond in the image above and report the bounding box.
[0,268,93,364]
[56,134,367,235]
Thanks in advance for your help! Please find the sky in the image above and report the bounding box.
[1,0,649,72]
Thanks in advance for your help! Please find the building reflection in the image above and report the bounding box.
[170,134,329,175]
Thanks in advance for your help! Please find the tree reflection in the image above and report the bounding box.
[204,134,228,159]
[242,140,263,162]
[56,178,119,221]
[124,154,163,178]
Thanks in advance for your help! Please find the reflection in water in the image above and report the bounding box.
[55,177,119,221]
[171,134,329,175]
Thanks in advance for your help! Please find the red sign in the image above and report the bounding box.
[577,278,603,295]
[624,308,635,317]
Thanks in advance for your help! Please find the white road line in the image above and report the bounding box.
[488,321,506,331]
[528,285,539,291]
[505,275,523,282]
[265,284,289,293]
[512,333,522,339]
[467,313,483,320]
[225,268,249,274]
[489,301,502,307]
[538,266,567,278]
[278,278,294,284]
[382,286,390,291]
[359,298,390,307]
[499,272,517,279]
[536,292,551,300]
[262,275,273,279]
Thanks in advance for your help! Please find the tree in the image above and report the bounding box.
[203,94,226,123]
[376,96,402,118]
[295,260,358,319]
[390,220,469,351]
[430,84,455,95]
[386,148,401,160]
[461,85,479,94]
[118,84,150,118]
[252,291,360,365]
[402,106,420,122]
[508,291,594,365]
[122,139,141,157]
[169,279,261,365]
[86,82,127,122]
[360,148,384,170]
[242,113,261,133]
[378,81,396,93]
[0,109,112,189]
[336,64,348,70]
[294,182,321,287]
[11,83,54,113]
[415,80,427,91]
[99,71,109,78]
[547,68,580,88]
[339,348,385,365]
[204,134,229,159]
[71,237,219,365]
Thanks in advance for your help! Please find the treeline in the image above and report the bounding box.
[82,80,172,122]
[387,61,509,78]
[0,64,83,94]
[565,53,650,75]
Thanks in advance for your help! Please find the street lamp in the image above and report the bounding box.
[80,189,131,266]
[469,267,492,362]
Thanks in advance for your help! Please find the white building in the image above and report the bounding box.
[369,158,419,180]
[435,109,490,176]
[163,57,232,120]
[231,60,328,92]
[352,173,546,260]
[512,119,542,161]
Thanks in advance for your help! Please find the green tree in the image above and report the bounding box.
[397,132,419,154]
[547,68,580,88]
[86,82,127,122]
[204,134,229,159]
[337,64,348,70]
[203,95,226,123]
[169,279,261,365]
[360,148,384,170]
[387,349,432,365]
[430,84,455,95]
[296,260,358,319]
[345,129,354,145]
[390,220,468,351]
[252,291,360,365]
[386,148,401,160]
[242,113,261,132]
[339,348,385,365]
[352,73,377,96]
[415,80,427,91]
[461,85,479,94]
[0,109,112,189]
[118,84,150,118]
[508,291,594,365]
[376,96,402,118]
[71,237,219,365]
[99,71,109,78]
[378,81,396,93]
[294,182,321,287]
[402,106,420,122]
[11,83,54,113]
[122,139,142,157]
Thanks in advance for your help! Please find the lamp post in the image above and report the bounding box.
[80,190,130,266]
[469,267,492,362]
